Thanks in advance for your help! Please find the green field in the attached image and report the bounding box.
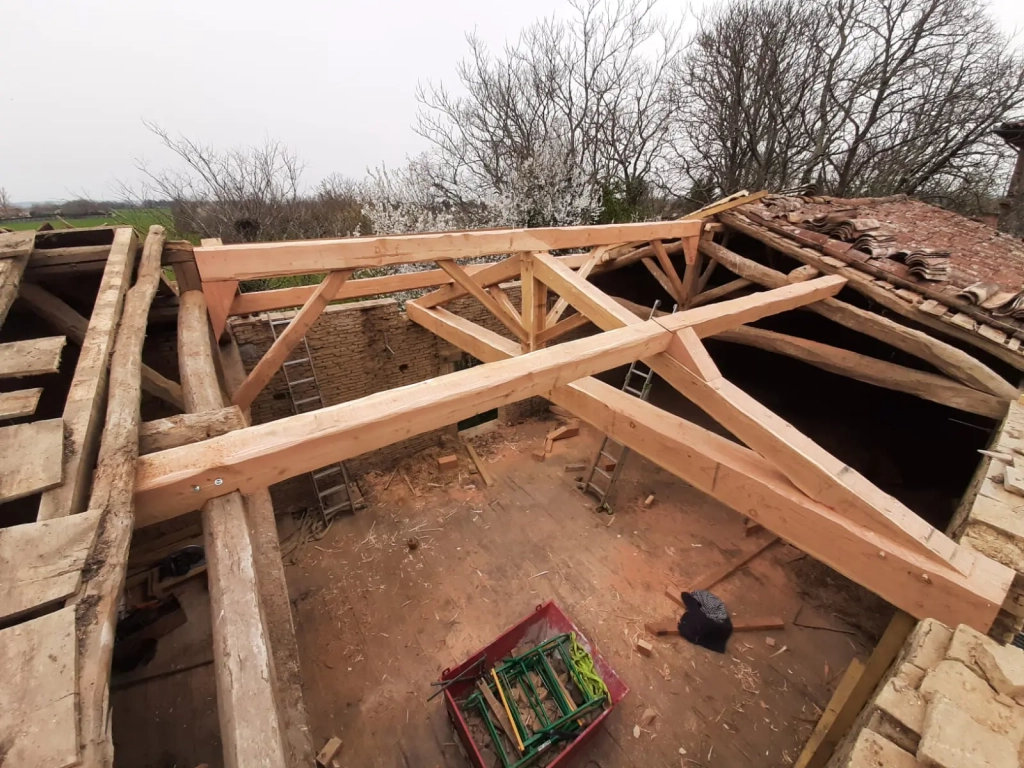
[1,208,175,234]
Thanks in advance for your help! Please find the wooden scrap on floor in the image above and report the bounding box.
[0,510,100,622]
[666,534,779,608]
[544,424,579,454]
[644,494,655,507]
[437,454,458,470]
[0,388,42,419]
[0,418,64,502]
[315,737,343,767]
[532,449,546,462]
[0,606,80,768]
[636,638,654,656]
[462,440,494,487]
[564,462,587,472]
[0,337,66,379]
[645,616,784,636]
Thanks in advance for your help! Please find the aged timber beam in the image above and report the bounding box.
[406,302,1013,633]
[177,290,287,768]
[0,231,35,326]
[74,226,165,765]
[18,281,185,410]
[38,227,138,520]
[699,237,1017,400]
[194,220,702,282]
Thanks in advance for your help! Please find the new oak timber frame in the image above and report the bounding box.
[143,220,1013,635]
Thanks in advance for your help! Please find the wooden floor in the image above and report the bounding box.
[109,416,890,767]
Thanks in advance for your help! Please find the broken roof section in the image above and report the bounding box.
[723,195,1024,370]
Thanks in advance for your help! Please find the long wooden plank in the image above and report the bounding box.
[38,227,138,520]
[409,305,1012,631]
[699,237,1017,401]
[133,319,675,523]
[0,231,34,327]
[0,607,79,768]
[437,260,528,343]
[0,388,43,419]
[232,270,353,410]
[0,336,65,378]
[0,510,100,622]
[666,534,778,608]
[417,254,524,310]
[178,291,288,768]
[717,325,1008,419]
[18,281,183,408]
[0,418,64,502]
[74,225,166,766]
[139,406,246,454]
[217,330,315,768]
[689,278,752,308]
[194,220,702,282]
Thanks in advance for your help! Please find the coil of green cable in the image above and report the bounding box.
[569,632,610,705]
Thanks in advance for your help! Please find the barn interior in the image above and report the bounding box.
[3,191,1024,768]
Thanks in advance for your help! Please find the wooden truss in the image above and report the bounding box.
[134,225,1014,636]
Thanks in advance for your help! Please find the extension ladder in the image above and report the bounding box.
[582,299,674,513]
[268,315,362,526]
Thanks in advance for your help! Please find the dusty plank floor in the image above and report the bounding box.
[287,417,890,768]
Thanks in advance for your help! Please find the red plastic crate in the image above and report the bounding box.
[440,601,629,768]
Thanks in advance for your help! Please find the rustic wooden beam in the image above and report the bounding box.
[217,329,316,768]
[194,220,703,282]
[641,257,680,304]
[436,260,528,343]
[534,312,592,346]
[133,319,675,522]
[700,238,1017,400]
[650,240,687,307]
[547,246,608,325]
[416,254,524,310]
[487,285,522,326]
[177,290,287,768]
[535,260,963,570]
[38,227,138,520]
[520,253,547,350]
[231,269,354,411]
[689,278,753,308]
[0,231,34,327]
[74,225,165,766]
[409,303,1013,632]
[139,406,246,455]
[717,325,1007,419]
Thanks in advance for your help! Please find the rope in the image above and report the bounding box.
[569,633,610,705]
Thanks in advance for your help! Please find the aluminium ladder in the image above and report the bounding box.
[268,315,363,527]
[582,299,674,513]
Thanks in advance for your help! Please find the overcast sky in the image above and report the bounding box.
[3,0,1023,203]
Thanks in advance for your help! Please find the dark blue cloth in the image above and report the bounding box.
[677,590,733,653]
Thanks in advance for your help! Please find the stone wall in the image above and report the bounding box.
[827,617,1024,768]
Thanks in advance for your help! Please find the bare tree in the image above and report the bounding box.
[411,0,681,224]
[0,187,14,218]
[127,123,366,244]
[672,0,1024,203]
